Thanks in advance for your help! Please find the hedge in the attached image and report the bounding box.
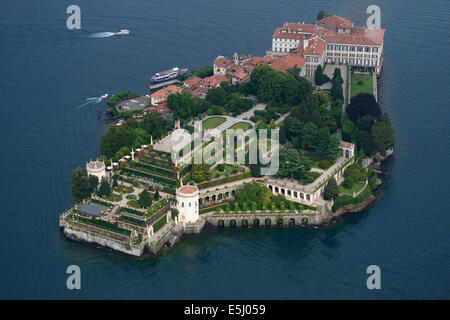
[120,207,146,217]
[121,167,177,186]
[152,215,167,233]
[197,172,251,189]
[75,216,131,236]
[129,161,174,178]
[119,215,146,227]
[90,198,113,207]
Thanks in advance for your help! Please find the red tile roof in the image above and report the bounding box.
[271,54,305,73]
[340,141,355,148]
[214,57,233,68]
[184,76,202,87]
[317,15,353,29]
[324,27,385,46]
[151,85,181,100]
[178,186,198,194]
[201,74,229,88]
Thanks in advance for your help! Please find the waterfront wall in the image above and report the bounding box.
[63,227,144,257]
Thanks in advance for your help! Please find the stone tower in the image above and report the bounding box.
[233,52,239,65]
[176,185,199,223]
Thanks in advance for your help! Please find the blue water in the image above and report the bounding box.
[1,0,449,299]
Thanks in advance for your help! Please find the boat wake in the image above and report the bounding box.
[89,31,115,38]
[75,94,108,109]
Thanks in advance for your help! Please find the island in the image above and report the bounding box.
[60,13,394,257]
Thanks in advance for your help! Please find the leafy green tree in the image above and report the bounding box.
[100,121,137,158]
[341,176,354,189]
[371,121,395,153]
[97,178,111,197]
[317,10,326,21]
[138,189,153,208]
[70,167,89,203]
[141,111,165,138]
[314,65,330,85]
[323,178,339,200]
[112,177,119,188]
[87,175,99,194]
[346,93,381,123]
[153,190,160,200]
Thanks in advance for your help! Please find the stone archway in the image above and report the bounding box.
[218,219,224,227]
[276,218,283,227]
[265,218,271,227]
[230,219,237,228]
[253,218,260,227]
[289,218,295,227]
[301,217,308,225]
[241,219,248,228]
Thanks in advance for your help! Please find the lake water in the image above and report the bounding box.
[1,0,449,299]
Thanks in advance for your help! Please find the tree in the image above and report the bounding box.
[100,120,137,158]
[87,175,99,194]
[112,177,118,188]
[371,121,395,153]
[153,190,160,200]
[356,130,376,156]
[138,189,153,208]
[70,168,89,203]
[314,65,330,85]
[97,177,111,197]
[317,10,326,21]
[323,178,339,200]
[346,93,382,123]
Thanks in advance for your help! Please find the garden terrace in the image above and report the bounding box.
[121,167,177,187]
[197,171,251,189]
[129,161,175,179]
[152,215,167,233]
[141,155,173,169]
[119,206,146,219]
[119,215,147,228]
[68,214,131,237]
[90,198,113,207]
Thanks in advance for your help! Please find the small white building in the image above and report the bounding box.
[176,186,199,223]
[340,141,355,158]
[86,160,106,181]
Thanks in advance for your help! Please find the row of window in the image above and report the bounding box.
[327,53,378,58]
[273,38,301,43]
[327,45,379,53]
[306,56,320,63]
[327,57,378,66]
[180,201,198,208]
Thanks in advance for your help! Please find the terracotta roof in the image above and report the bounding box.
[324,27,385,46]
[232,70,249,81]
[214,57,233,68]
[151,85,181,100]
[317,15,353,29]
[295,37,326,56]
[184,76,202,87]
[178,186,198,194]
[340,141,355,148]
[270,54,306,73]
[201,74,229,87]
[227,64,242,74]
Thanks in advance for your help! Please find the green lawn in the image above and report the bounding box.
[227,122,252,131]
[339,181,365,195]
[202,116,226,130]
[351,73,374,97]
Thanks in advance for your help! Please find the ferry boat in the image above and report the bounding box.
[151,67,188,84]
[115,29,130,36]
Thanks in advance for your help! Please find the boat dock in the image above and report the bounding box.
[149,79,180,90]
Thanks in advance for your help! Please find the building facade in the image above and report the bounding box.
[270,15,385,75]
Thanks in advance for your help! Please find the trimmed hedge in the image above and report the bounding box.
[120,207,145,217]
[152,215,167,232]
[121,167,177,187]
[119,215,146,227]
[90,198,113,207]
[75,216,131,236]
[197,172,251,189]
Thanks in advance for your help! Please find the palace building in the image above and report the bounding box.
[270,15,385,76]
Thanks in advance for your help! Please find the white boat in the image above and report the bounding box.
[100,94,108,100]
[115,29,130,36]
